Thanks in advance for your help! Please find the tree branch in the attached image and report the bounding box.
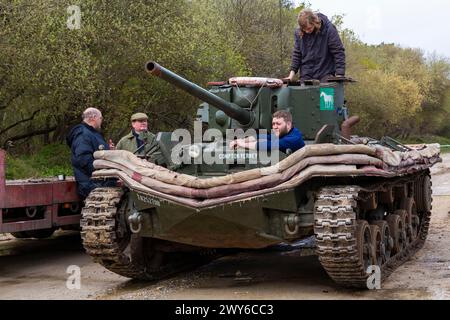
[4,126,57,145]
[0,108,41,135]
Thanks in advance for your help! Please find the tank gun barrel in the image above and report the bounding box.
[145,62,253,126]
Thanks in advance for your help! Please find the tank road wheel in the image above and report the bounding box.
[408,199,419,243]
[397,209,411,245]
[387,213,406,255]
[369,225,383,267]
[81,187,210,281]
[397,210,410,248]
[411,215,420,241]
[400,198,419,244]
[371,221,392,263]
[357,221,373,272]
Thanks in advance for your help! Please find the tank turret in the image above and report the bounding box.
[146,61,352,140]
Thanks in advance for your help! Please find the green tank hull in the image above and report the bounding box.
[130,188,310,249]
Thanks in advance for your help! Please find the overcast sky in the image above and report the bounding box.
[294,0,450,58]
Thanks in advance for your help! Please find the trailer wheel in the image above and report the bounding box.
[26,228,56,239]
[10,231,30,239]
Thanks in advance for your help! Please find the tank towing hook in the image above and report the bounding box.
[128,211,142,234]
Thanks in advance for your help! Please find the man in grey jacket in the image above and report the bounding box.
[286,9,346,83]
[116,113,165,165]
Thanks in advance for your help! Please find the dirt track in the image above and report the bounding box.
[1,154,449,300]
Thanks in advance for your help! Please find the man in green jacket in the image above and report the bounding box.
[116,112,165,165]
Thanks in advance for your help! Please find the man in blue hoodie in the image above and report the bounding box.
[229,110,305,154]
[66,108,116,199]
[286,9,346,82]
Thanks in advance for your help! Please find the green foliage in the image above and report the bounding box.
[5,156,40,180]
[400,135,450,146]
[341,27,450,139]
[1,0,449,171]
[215,0,300,77]
[400,135,450,154]
[346,69,423,138]
[0,0,251,147]
[5,144,73,179]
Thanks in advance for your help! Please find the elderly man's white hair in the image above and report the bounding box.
[82,107,102,120]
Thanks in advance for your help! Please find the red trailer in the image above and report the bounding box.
[0,149,81,238]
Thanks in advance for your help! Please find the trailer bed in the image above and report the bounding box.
[0,150,81,235]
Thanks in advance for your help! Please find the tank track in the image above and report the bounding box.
[314,178,431,288]
[81,187,210,280]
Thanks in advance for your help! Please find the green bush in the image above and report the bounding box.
[399,135,450,154]
[399,135,450,146]
[5,156,39,180]
[5,144,73,180]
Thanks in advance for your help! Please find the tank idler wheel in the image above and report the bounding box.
[369,225,382,267]
[356,221,373,273]
[396,209,412,245]
[371,221,392,264]
[387,214,405,255]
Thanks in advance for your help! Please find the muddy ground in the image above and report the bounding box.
[1,154,449,300]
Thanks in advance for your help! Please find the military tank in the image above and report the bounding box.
[80,62,441,288]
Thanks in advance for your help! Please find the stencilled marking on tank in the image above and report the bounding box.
[320,88,335,111]
[136,193,161,207]
[218,152,258,161]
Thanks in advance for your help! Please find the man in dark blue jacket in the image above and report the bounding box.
[66,108,115,199]
[286,9,345,82]
[229,110,305,154]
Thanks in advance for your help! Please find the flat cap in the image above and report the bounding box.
[131,112,148,121]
